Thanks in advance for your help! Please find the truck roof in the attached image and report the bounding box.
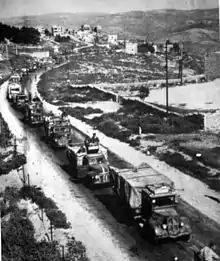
[115,167,173,189]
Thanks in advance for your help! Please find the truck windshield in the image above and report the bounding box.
[11,88,20,92]
[151,196,176,208]
[18,96,26,100]
[54,127,70,133]
[10,78,19,83]
[89,156,105,165]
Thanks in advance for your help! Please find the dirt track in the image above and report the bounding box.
[1,73,220,261]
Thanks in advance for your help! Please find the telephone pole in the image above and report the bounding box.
[165,40,169,118]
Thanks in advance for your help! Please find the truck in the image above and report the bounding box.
[112,167,191,242]
[12,93,28,112]
[7,74,22,101]
[44,113,73,149]
[66,136,112,187]
[24,95,44,126]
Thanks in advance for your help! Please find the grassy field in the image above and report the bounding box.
[38,47,181,88]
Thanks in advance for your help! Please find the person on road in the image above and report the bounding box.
[199,240,219,261]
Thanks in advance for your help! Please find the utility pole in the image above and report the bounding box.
[49,220,54,241]
[165,40,169,118]
[13,136,18,157]
[179,43,183,85]
[5,44,8,60]
[61,245,65,260]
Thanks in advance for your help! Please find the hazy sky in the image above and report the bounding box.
[0,0,218,17]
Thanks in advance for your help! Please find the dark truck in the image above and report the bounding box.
[24,96,44,126]
[44,114,73,149]
[112,167,191,242]
[12,93,28,112]
[66,138,112,187]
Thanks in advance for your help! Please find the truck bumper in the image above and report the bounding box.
[155,231,191,240]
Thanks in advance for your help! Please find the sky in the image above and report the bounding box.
[0,0,218,17]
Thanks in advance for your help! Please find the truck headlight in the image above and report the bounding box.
[180,222,184,227]
[154,227,160,235]
[162,224,167,230]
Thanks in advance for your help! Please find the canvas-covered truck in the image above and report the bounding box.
[7,74,22,101]
[24,95,44,126]
[66,137,112,187]
[112,167,191,242]
[44,113,73,149]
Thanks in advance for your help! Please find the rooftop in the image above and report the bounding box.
[116,167,173,189]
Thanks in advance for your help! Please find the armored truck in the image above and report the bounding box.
[44,113,73,149]
[24,95,44,126]
[7,74,22,101]
[112,167,191,242]
[12,93,28,112]
[66,137,112,187]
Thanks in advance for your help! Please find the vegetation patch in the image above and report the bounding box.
[1,186,89,261]
[20,185,70,229]
[0,113,27,175]
[158,151,220,192]
[59,106,103,120]
[38,71,115,104]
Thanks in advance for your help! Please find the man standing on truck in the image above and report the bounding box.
[199,241,219,261]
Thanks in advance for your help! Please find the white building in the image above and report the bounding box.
[20,51,50,59]
[51,25,64,36]
[125,42,138,55]
[53,46,59,54]
[107,34,118,45]
[35,26,45,36]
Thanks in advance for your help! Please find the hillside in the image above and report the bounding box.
[1,8,218,41]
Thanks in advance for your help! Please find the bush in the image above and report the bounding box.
[59,106,103,120]
[20,186,70,229]
[65,237,89,261]
[158,151,209,179]
[98,119,120,136]
[0,154,27,175]
[46,209,70,229]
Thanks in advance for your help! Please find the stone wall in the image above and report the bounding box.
[205,52,220,81]
[204,110,220,130]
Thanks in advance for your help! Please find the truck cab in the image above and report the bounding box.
[7,75,22,101]
[66,139,112,187]
[44,114,73,148]
[24,96,44,126]
[140,184,191,241]
[12,94,28,111]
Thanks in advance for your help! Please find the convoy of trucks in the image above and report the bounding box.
[5,63,199,255]
[112,166,191,242]
[44,113,73,148]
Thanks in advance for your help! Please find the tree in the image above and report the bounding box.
[139,86,150,100]
[45,28,52,37]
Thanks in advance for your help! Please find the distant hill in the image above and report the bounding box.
[1,8,218,42]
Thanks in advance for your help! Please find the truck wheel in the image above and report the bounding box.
[181,234,191,243]
[84,176,93,188]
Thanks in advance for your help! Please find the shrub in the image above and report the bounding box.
[20,186,70,229]
[98,119,120,137]
[158,151,209,179]
[0,154,27,175]
[129,138,141,147]
[139,86,150,99]
[65,237,89,261]
[46,209,70,229]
